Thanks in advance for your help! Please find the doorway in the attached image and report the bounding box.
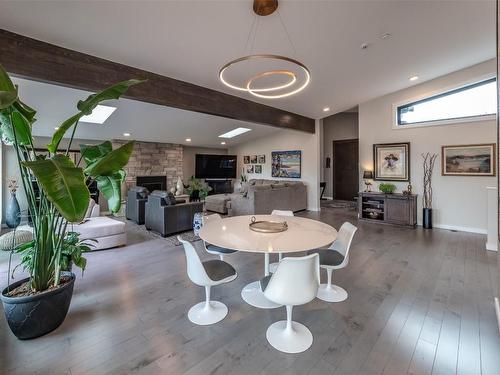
[332,139,359,201]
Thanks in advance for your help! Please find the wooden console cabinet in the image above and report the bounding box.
[358,192,417,228]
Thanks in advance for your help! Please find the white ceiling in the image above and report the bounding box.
[0,1,495,119]
[13,77,279,148]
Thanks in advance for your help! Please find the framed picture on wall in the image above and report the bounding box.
[246,165,254,174]
[250,155,258,164]
[243,156,250,164]
[373,142,410,181]
[441,143,496,176]
[258,155,265,164]
[271,150,301,178]
[255,165,262,174]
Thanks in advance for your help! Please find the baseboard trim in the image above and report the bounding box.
[486,241,498,251]
[432,223,487,235]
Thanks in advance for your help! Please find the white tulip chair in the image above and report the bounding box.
[261,253,320,353]
[202,214,237,261]
[178,237,237,325]
[268,209,294,273]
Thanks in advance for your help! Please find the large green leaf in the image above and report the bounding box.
[23,154,90,222]
[0,108,33,146]
[47,79,144,153]
[84,141,135,177]
[96,170,126,213]
[0,64,17,109]
[80,141,113,165]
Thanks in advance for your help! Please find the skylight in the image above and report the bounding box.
[218,127,252,138]
[80,105,117,124]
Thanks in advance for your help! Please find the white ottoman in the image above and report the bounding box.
[68,216,126,250]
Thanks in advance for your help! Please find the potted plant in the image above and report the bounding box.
[0,64,143,339]
[186,177,212,201]
[379,183,396,194]
[422,153,437,229]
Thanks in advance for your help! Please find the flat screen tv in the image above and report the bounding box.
[195,154,237,179]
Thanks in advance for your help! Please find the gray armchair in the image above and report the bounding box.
[126,186,149,225]
[145,191,204,237]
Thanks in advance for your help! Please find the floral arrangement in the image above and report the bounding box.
[8,178,18,194]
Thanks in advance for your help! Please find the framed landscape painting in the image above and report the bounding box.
[373,142,410,181]
[272,150,301,178]
[442,144,495,176]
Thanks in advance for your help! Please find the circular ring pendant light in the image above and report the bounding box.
[218,1,310,99]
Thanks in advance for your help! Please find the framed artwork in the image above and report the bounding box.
[258,155,266,164]
[441,144,496,176]
[250,155,258,164]
[373,142,410,181]
[246,165,254,174]
[272,150,301,178]
[243,156,250,164]
[254,165,262,174]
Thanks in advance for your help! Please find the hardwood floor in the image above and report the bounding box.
[0,206,499,374]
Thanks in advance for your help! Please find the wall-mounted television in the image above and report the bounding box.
[195,154,237,179]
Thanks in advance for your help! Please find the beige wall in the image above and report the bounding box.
[322,112,359,198]
[359,59,496,233]
[182,146,227,182]
[229,121,322,211]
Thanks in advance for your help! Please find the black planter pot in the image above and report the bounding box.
[1,273,75,340]
[422,208,433,229]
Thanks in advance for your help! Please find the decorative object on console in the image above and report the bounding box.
[362,171,373,192]
[272,150,301,178]
[373,142,410,181]
[258,155,266,164]
[250,155,258,164]
[255,165,262,174]
[5,178,21,228]
[175,177,184,196]
[244,156,250,164]
[378,183,396,194]
[441,144,495,176]
[422,152,438,229]
[246,165,254,174]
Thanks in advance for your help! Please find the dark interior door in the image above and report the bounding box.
[333,139,359,201]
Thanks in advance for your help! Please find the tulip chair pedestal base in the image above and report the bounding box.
[266,321,313,353]
[241,281,282,309]
[317,284,348,302]
[188,301,228,325]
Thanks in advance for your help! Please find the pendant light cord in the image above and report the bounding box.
[277,9,298,57]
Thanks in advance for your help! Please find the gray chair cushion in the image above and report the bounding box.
[309,249,345,266]
[260,274,272,292]
[206,244,238,254]
[202,260,236,281]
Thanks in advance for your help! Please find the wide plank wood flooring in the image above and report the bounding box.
[0,205,499,375]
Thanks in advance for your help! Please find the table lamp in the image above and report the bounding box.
[363,171,373,192]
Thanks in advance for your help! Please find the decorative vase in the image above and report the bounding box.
[176,177,184,196]
[422,208,432,229]
[5,192,21,228]
[193,212,204,236]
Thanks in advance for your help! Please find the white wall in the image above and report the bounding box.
[182,146,227,182]
[229,120,322,211]
[359,59,496,233]
[322,112,359,198]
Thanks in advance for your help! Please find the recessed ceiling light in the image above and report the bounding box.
[123,132,131,137]
[323,107,330,112]
[185,138,191,142]
[409,75,419,81]
[221,141,226,145]
[80,105,117,124]
[381,33,392,40]
[218,127,251,139]
[360,42,369,50]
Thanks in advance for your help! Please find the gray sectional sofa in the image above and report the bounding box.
[211,179,307,216]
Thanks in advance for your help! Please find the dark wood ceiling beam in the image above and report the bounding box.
[0,29,315,133]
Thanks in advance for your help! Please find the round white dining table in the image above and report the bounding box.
[199,214,337,309]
